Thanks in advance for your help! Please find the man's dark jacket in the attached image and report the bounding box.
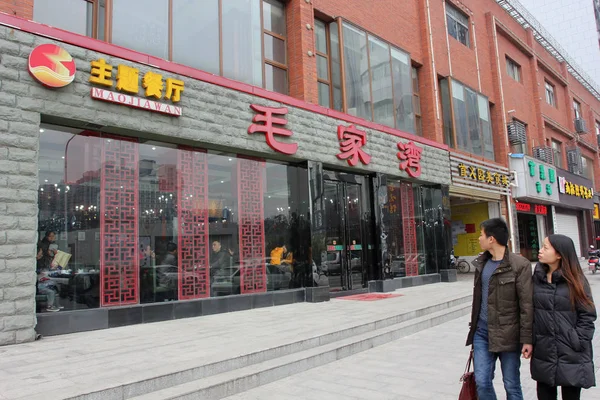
[466,248,533,352]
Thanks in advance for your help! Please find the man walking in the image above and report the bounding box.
[466,218,533,400]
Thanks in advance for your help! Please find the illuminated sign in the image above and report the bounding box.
[89,58,183,116]
[558,177,594,199]
[515,202,547,215]
[457,163,510,187]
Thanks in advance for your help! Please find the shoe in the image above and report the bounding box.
[58,305,64,309]
[46,306,60,312]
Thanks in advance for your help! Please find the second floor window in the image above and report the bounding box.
[545,81,556,107]
[440,78,494,160]
[446,3,470,47]
[412,67,422,136]
[551,140,562,168]
[573,99,582,119]
[34,0,288,94]
[315,20,343,111]
[506,57,521,82]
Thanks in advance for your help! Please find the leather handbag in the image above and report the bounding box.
[459,349,478,400]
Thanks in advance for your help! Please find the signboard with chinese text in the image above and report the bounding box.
[515,202,548,215]
[594,204,599,220]
[509,154,559,204]
[88,58,184,116]
[450,153,510,195]
[556,169,594,209]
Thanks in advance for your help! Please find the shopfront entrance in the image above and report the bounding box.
[321,171,372,292]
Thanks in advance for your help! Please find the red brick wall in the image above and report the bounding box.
[0,0,32,19]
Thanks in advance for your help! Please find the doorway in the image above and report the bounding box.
[322,173,369,291]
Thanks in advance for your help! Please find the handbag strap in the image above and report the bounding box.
[464,349,474,374]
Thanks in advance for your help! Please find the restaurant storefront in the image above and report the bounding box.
[509,154,558,261]
[1,23,451,337]
[449,153,511,263]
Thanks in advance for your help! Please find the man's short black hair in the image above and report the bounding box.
[167,242,177,253]
[480,218,509,247]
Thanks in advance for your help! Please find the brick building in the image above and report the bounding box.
[0,0,597,345]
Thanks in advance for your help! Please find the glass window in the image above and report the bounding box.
[444,79,493,158]
[369,37,394,128]
[446,3,470,47]
[172,0,220,75]
[263,0,286,36]
[545,81,556,107]
[551,140,563,168]
[506,57,521,82]
[412,67,422,136]
[265,64,287,93]
[330,22,343,111]
[391,47,414,133]
[263,0,287,94]
[343,23,371,121]
[112,0,169,59]
[440,78,454,146]
[315,21,330,108]
[222,0,263,87]
[573,99,582,119]
[33,0,93,37]
[264,34,286,65]
[582,156,594,183]
[596,120,600,136]
[37,126,103,312]
[385,181,426,278]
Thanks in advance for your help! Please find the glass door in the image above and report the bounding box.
[323,179,365,291]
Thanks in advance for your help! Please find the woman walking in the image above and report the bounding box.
[532,234,596,400]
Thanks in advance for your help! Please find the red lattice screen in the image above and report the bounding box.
[400,183,419,277]
[237,157,266,294]
[177,147,210,300]
[100,136,139,306]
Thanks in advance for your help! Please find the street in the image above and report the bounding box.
[224,273,600,400]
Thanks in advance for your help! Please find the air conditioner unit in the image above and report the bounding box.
[532,146,554,164]
[574,118,587,134]
[507,120,526,145]
[566,147,583,174]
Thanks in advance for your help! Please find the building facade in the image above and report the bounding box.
[0,0,598,345]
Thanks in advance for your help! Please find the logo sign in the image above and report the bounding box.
[28,44,76,88]
[88,58,184,117]
[594,204,599,220]
[515,202,547,215]
[509,155,559,204]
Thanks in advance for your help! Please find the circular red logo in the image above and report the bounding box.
[28,44,76,88]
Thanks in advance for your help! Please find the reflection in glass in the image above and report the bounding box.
[392,47,414,133]
[33,0,92,37]
[479,95,494,160]
[222,0,263,87]
[369,36,394,128]
[265,64,287,94]
[315,20,327,54]
[264,34,286,65]
[263,0,286,36]
[138,143,179,303]
[318,82,330,108]
[112,0,169,59]
[37,127,102,312]
[451,80,468,151]
[343,23,371,121]
[172,0,220,74]
[330,22,343,111]
[317,55,329,81]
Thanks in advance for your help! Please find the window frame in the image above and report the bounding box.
[551,139,563,168]
[45,0,288,94]
[412,66,422,136]
[505,56,521,82]
[573,99,582,119]
[595,120,600,136]
[441,77,494,159]
[445,2,470,47]
[315,19,333,108]
[545,81,556,107]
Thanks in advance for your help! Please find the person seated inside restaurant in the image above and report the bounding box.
[36,244,61,312]
[210,240,231,278]
[162,242,178,266]
[270,244,293,271]
[38,231,58,268]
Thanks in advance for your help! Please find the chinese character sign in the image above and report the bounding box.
[456,162,510,188]
[336,125,371,167]
[248,104,298,155]
[397,141,422,178]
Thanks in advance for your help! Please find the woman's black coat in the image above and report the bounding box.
[531,264,596,388]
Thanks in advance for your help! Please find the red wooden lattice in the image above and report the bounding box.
[400,183,419,277]
[100,136,139,306]
[177,147,210,300]
[237,157,266,294]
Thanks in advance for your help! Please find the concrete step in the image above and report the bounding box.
[127,302,471,400]
[65,293,472,400]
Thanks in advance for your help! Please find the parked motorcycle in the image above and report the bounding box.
[588,246,600,274]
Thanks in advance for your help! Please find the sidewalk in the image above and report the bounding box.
[224,275,600,400]
[0,280,473,400]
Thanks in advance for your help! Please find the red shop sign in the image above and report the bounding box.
[515,202,547,215]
